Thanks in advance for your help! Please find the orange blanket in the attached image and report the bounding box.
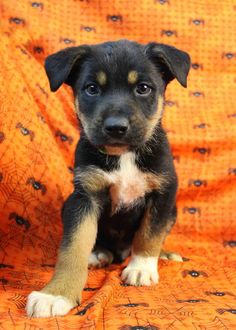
[0,0,235,328]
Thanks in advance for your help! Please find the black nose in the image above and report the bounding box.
[104,117,129,138]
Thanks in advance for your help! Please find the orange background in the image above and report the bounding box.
[0,0,236,329]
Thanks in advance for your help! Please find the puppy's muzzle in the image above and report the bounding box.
[103,116,129,139]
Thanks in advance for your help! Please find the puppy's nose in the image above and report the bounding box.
[104,117,129,138]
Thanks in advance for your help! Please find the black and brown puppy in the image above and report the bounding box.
[26,40,190,317]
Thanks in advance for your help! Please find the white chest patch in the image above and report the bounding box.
[107,152,148,211]
[74,152,167,214]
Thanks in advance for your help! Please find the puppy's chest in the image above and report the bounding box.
[106,153,152,211]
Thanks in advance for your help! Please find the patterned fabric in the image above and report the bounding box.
[0,0,235,328]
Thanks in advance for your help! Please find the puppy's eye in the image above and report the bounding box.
[135,83,152,96]
[85,83,100,96]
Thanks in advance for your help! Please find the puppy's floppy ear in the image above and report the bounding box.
[45,46,90,92]
[145,43,191,87]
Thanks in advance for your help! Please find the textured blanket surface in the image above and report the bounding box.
[0,0,236,329]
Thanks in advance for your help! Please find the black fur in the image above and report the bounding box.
[45,40,190,262]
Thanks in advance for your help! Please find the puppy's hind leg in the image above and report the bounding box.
[160,250,183,262]
[88,246,114,268]
[26,191,99,318]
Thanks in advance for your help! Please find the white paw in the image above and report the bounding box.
[121,255,159,286]
[88,247,113,268]
[160,250,183,262]
[26,291,74,318]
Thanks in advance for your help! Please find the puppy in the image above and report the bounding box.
[26,40,190,317]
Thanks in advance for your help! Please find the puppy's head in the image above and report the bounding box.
[45,40,190,155]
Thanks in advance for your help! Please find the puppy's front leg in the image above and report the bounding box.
[122,192,177,286]
[26,191,99,317]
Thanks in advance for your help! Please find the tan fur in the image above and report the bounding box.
[104,145,129,156]
[75,167,110,193]
[74,97,91,138]
[97,71,107,86]
[145,171,169,192]
[146,96,164,140]
[132,206,174,257]
[127,70,138,84]
[41,202,99,304]
[74,97,79,114]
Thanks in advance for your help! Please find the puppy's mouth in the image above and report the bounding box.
[99,144,129,156]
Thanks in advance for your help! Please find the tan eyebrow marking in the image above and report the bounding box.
[128,70,138,84]
[96,71,107,85]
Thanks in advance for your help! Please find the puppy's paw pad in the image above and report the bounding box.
[160,250,183,262]
[121,266,159,286]
[26,291,74,318]
[88,248,113,268]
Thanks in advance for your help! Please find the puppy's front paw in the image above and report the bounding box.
[121,255,159,286]
[26,291,75,318]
